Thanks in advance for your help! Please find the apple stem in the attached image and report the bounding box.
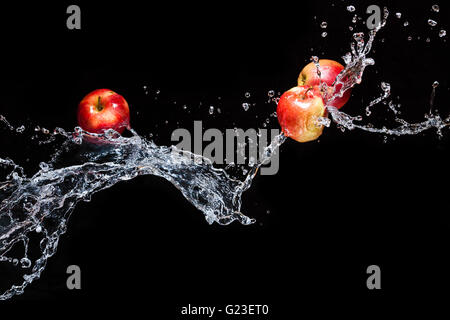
[97,96,103,111]
[302,86,313,99]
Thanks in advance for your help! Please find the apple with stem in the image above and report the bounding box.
[298,59,351,109]
[77,89,130,134]
[277,85,327,143]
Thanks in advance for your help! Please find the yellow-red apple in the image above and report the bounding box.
[298,59,351,109]
[77,89,130,134]
[277,86,326,143]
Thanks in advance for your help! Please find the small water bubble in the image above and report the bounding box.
[396,12,402,18]
[433,81,439,88]
[209,106,214,114]
[23,202,33,211]
[35,225,42,233]
[316,117,331,127]
[347,5,355,12]
[349,26,353,31]
[268,90,275,97]
[39,162,49,172]
[343,52,352,64]
[242,103,250,111]
[428,19,437,27]
[41,128,49,134]
[439,30,446,37]
[403,21,409,27]
[104,129,120,139]
[426,37,431,43]
[34,125,40,131]
[12,258,18,266]
[182,104,188,110]
[407,36,413,41]
[381,82,391,92]
[20,258,31,269]
[352,15,357,23]
[320,21,327,28]
[353,32,364,41]
[432,4,440,12]
[53,127,66,135]
[244,92,251,98]
[321,32,327,38]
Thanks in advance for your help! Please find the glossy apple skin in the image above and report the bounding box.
[277,86,326,143]
[298,59,351,109]
[77,89,130,134]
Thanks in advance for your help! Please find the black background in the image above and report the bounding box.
[1,0,450,316]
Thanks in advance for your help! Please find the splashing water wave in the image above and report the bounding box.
[0,6,448,301]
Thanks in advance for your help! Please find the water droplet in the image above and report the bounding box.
[403,21,409,27]
[23,202,33,211]
[347,5,355,12]
[268,90,275,97]
[209,106,214,114]
[39,162,49,172]
[432,4,440,12]
[349,26,353,31]
[439,29,446,37]
[321,32,327,38]
[35,225,42,233]
[320,21,327,28]
[20,258,31,268]
[244,92,251,98]
[407,36,413,41]
[428,19,437,27]
[396,12,402,18]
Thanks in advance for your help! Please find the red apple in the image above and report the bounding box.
[277,85,326,143]
[77,89,130,134]
[298,59,351,109]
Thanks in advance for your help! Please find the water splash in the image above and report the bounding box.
[0,125,285,300]
[324,8,450,137]
[0,4,448,301]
